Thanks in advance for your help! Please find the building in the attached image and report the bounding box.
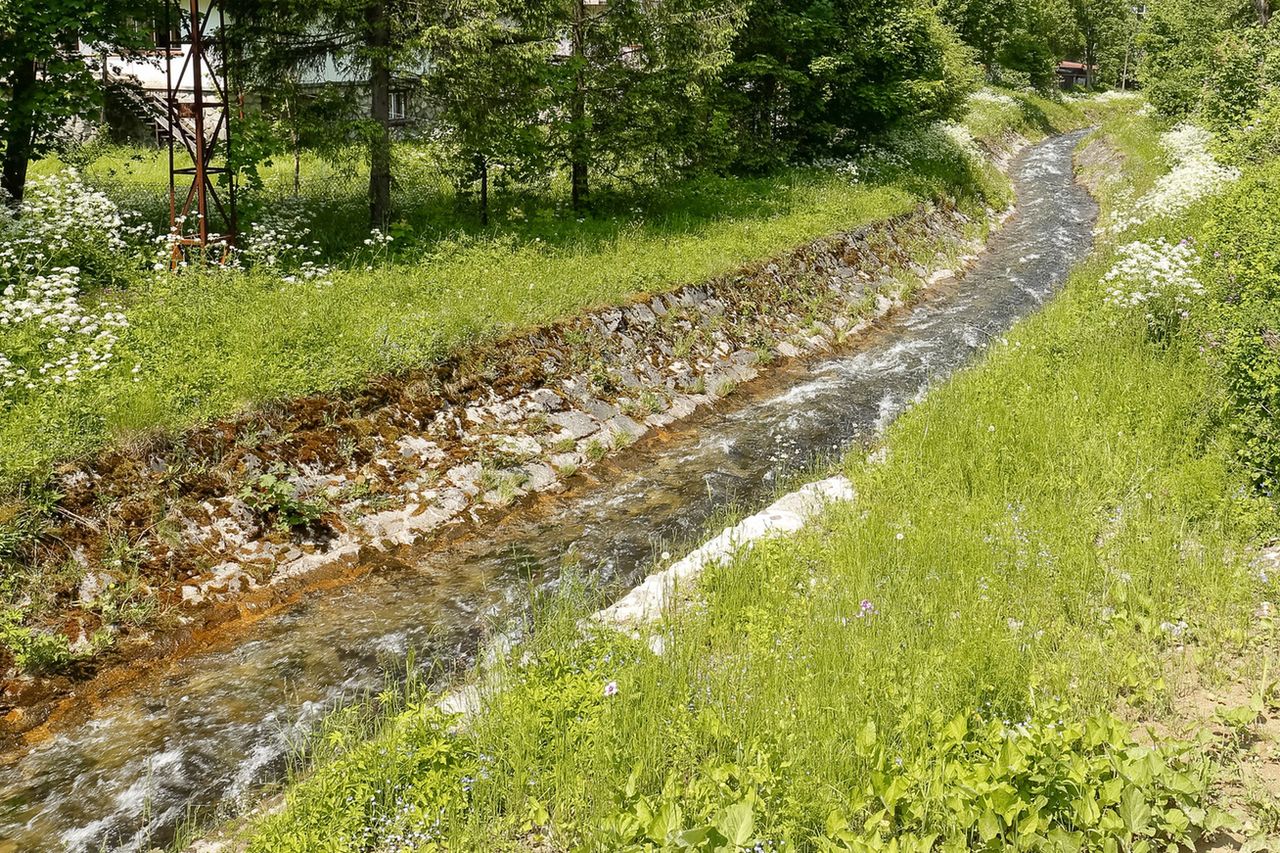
[85,1,423,150]
[1055,61,1097,89]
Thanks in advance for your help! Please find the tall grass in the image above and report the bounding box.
[0,89,1082,489]
[241,105,1274,851]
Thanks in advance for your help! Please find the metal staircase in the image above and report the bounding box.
[104,67,202,162]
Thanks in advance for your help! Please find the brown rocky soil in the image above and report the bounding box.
[1129,547,1280,851]
[1,199,994,755]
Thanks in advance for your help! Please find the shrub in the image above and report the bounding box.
[2,169,149,284]
[0,612,76,674]
[1197,160,1280,496]
[1102,238,1204,340]
[1221,89,1280,166]
[1102,124,1239,235]
[0,170,144,411]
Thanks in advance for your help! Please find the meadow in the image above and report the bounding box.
[0,89,1077,492]
[240,101,1280,852]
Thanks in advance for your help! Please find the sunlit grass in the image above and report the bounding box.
[249,282,1263,849]
[240,102,1274,852]
[0,89,1085,489]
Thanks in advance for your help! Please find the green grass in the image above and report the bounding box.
[238,104,1278,852]
[0,88,1083,490]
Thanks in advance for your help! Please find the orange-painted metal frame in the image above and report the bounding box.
[164,0,237,265]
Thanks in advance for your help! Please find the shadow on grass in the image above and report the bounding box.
[48,129,993,268]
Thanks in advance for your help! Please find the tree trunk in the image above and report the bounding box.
[1257,0,1271,27]
[479,154,488,227]
[367,0,393,231]
[1,59,39,209]
[570,0,588,212]
[287,98,302,196]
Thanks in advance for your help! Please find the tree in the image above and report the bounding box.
[998,0,1076,90]
[936,0,1021,73]
[545,0,747,210]
[1067,0,1131,87]
[422,0,555,224]
[223,0,433,229]
[1138,0,1259,115]
[0,0,156,206]
[723,0,975,170]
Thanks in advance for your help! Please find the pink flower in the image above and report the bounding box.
[603,681,619,697]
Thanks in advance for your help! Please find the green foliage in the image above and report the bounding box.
[0,0,160,202]
[937,0,1134,92]
[550,0,747,194]
[1137,0,1276,124]
[0,608,76,674]
[1220,89,1280,165]
[1200,26,1280,137]
[1066,0,1140,89]
[248,701,479,852]
[0,491,55,563]
[239,467,329,530]
[420,3,552,221]
[246,109,1264,849]
[1197,159,1280,496]
[937,0,1022,70]
[0,569,79,675]
[5,120,1034,489]
[1137,0,1224,117]
[721,0,977,171]
[815,708,1223,853]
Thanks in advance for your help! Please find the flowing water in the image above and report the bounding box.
[0,130,1096,852]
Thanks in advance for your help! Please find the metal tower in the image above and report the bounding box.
[163,0,237,261]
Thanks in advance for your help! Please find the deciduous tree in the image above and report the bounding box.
[724,0,975,170]
[422,0,555,224]
[0,0,157,206]
[546,0,746,209]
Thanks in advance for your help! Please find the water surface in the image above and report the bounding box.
[0,131,1095,851]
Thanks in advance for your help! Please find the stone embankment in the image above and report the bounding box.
[3,199,996,744]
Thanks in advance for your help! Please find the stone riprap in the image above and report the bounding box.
[4,199,996,741]
[91,206,984,609]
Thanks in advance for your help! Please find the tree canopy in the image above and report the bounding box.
[0,0,160,204]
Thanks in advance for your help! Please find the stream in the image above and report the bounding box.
[0,130,1096,852]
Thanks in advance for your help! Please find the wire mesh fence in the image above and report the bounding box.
[31,141,461,254]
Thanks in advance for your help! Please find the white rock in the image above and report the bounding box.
[495,434,541,459]
[547,410,600,439]
[77,571,115,608]
[594,475,855,628]
[446,462,484,495]
[526,388,564,411]
[606,414,647,442]
[522,462,559,492]
[395,435,445,463]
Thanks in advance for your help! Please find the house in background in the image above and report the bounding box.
[84,1,423,151]
[1055,61,1097,89]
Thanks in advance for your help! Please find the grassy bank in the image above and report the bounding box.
[0,88,1078,491]
[240,102,1280,851]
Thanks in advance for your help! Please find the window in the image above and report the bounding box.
[389,90,408,122]
[150,5,188,49]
